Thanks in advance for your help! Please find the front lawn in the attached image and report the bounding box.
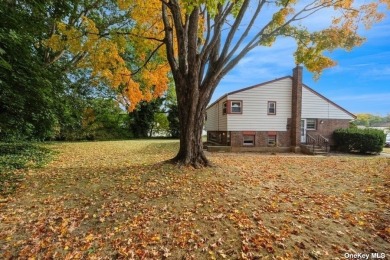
[0,140,389,259]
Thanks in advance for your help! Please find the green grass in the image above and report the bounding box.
[0,142,53,196]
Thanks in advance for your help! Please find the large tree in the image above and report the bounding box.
[141,0,388,167]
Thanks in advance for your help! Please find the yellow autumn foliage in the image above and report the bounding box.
[45,1,170,111]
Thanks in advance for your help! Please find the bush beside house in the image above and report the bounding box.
[333,128,386,154]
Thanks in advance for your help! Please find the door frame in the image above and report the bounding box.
[300,119,307,143]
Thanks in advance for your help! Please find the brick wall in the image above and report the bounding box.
[230,131,291,147]
[306,119,350,145]
[230,131,242,147]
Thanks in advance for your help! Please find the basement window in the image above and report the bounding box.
[243,135,255,146]
[268,135,277,146]
[267,132,277,146]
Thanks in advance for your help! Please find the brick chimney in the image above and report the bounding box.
[291,65,302,152]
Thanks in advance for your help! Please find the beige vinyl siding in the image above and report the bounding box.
[204,103,218,131]
[205,97,228,131]
[302,87,354,120]
[227,78,292,131]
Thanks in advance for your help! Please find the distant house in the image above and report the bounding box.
[358,122,390,134]
[204,66,356,153]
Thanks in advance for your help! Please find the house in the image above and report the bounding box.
[204,66,356,153]
[358,122,390,134]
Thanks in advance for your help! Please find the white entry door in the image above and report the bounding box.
[301,119,306,143]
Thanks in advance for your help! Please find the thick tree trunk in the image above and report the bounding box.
[162,2,216,168]
[169,79,212,168]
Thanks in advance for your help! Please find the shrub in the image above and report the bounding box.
[333,128,386,154]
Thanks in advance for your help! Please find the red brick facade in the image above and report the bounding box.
[208,118,349,150]
[306,119,351,146]
[225,130,292,147]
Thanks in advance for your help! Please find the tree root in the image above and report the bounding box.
[164,153,214,168]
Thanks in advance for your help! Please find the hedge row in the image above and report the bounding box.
[333,128,386,154]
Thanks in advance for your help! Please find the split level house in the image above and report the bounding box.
[204,66,356,153]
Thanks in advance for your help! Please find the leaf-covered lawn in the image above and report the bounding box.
[0,143,54,196]
[0,140,389,259]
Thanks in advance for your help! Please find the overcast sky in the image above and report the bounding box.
[211,6,390,116]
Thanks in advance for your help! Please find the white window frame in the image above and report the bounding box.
[267,135,277,146]
[306,119,316,130]
[231,101,242,114]
[268,101,276,115]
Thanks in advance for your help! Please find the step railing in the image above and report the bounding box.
[305,134,329,153]
[317,134,329,152]
[306,133,316,152]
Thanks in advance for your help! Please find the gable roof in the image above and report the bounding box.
[207,76,356,119]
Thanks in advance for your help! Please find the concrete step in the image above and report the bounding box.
[313,151,328,155]
[301,144,328,155]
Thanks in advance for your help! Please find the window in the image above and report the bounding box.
[268,135,277,146]
[306,119,316,130]
[222,102,227,115]
[243,135,255,146]
[209,132,218,142]
[231,101,242,113]
[268,101,276,115]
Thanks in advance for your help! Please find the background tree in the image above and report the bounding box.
[355,113,390,127]
[165,81,180,138]
[0,0,170,141]
[0,1,64,140]
[125,0,389,167]
[167,104,180,138]
[129,99,164,138]
[43,0,170,110]
[152,113,170,137]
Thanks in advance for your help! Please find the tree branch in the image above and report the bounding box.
[199,3,233,63]
[161,0,178,73]
[130,42,165,76]
[219,0,251,61]
[223,0,266,65]
[220,0,339,77]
